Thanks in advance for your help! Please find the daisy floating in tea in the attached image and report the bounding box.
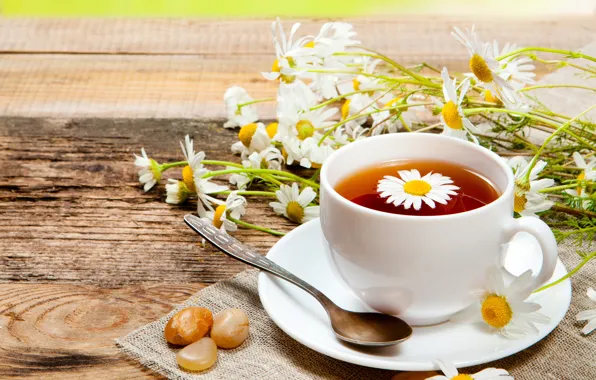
[377,169,459,211]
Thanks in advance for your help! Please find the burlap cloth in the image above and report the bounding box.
[116,236,595,380]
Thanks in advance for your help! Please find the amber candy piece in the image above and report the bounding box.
[176,337,218,371]
[164,307,213,346]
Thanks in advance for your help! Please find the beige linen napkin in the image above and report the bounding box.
[117,237,595,379]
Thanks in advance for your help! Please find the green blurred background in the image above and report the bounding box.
[3,0,595,17]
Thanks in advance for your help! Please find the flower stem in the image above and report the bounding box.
[533,250,596,293]
[496,47,596,64]
[203,160,243,168]
[220,190,277,197]
[160,161,187,171]
[524,103,596,182]
[519,84,596,93]
[202,168,320,189]
[237,97,275,108]
[552,203,596,218]
[539,182,590,193]
[228,216,286,236]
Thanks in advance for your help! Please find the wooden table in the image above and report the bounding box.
[1,17,595,379]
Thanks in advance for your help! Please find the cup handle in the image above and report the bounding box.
[503,216,558,290]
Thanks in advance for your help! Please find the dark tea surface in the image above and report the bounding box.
[335,160,500,216]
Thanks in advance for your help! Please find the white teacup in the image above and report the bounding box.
[320,133,558,326]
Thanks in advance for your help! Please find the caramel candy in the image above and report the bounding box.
[164,307,213,346]
[176,337,217,371]
[211,308,249,349]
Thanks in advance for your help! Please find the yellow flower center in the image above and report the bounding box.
[452,375,474,380]
[266,122,278,139]
[238,123,258,147]
[352,78,361,91]
[403,180,431,196]
[341,100,351,120]
[442,101,463,130]
[383,97,401,115]
[149,159,162,181]
[484,89,502,105]
[514,192,527,213]
[304,41,315,48]
[286,201,305,223]
[481,295,513,329]
[296,120,315,140]
[182,165,196,192]
[577,171,585,195]
[213,205,227,229]
[271,57,296,84]
[470,54,494,83]
[281,148,288,160]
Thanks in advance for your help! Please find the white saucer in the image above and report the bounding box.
[258,219,571,371]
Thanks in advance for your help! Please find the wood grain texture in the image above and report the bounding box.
[0,117,296,378]
[1,17,595,118]
[0,117,295,286]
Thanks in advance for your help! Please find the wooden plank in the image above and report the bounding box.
[1,17,595,119]
[0,17,595,54]
[0,117,297,286]
[0,282,202,379]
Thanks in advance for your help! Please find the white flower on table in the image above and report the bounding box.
[261,18,313,84]
[372,95,423,135]
[199,192,247,233]
[427,360,513,380]
[435,67,478,143]
[133,148,161,191]
[193,166,228,215]
[507,157,555,217]
[377,169,459,211]
[229,148,285,190]
[165,179,191,205]
[564,152,596,208]
[452,26,513,103]
[223,86,259,129]
[231,122,272,159]
[452,267,549,339]
[270,183,319,224]
[577,287,596,335]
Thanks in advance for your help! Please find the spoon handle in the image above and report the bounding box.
[184,214,334,308]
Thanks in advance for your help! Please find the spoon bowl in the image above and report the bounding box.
[184,214,413,347]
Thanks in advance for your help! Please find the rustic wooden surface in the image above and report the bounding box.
[0,16,595,379]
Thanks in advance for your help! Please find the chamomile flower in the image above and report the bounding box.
[231,122,272,159]
[134,148,161,191]
[270,183,319,224]
[180,135,206,192]
[452,267,549,339]
[341,93,374,132]
[564,152,596,200]
[193,167,228,214]
[436,67,478,143]
[577,287,596,335]
[377,169,459,211]
[452,26,512,102]
[199,192,247,233]
[223,86,259,129]
[427,360,513,380]
[338,56,382,97]
[307,22,359,58]
[300,137,336,168]
[261,18,312,84]
[229,148,285,190]
[493,41,536,89]
[165,179,191,204]
[372,95,421,135]
[276,81,337,141]
[507,157,555,217]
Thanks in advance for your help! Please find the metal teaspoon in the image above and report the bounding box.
[184,214,413,347]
